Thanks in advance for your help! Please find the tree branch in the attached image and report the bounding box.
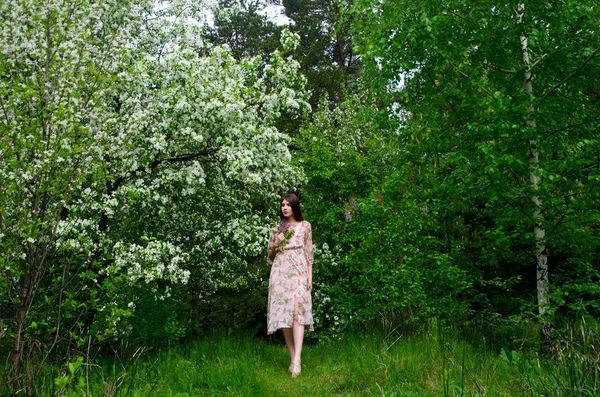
[541,47,599,100]
[421,62,461,121]
[587,149,600,194]
[485,172,534,222]
[35,262,67,379]
[0,95,11,126]
[440,3,478,26]
[540,117,600,143]
[150,149,218,170]
[530,53,548,69]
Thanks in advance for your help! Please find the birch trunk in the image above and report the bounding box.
[518,5,550,340]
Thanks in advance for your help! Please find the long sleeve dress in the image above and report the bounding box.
[267,221,314,334]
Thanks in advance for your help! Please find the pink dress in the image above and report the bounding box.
[267,221,314,334]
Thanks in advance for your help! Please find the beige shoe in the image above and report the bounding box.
[291,359,301,378]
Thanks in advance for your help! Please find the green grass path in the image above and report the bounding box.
[40,324,599,396]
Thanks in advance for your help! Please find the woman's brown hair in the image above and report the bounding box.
[279,193,304,221]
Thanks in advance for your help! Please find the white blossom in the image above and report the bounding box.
[1,0,309,335]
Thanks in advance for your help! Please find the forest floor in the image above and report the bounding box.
[33,321,599,396]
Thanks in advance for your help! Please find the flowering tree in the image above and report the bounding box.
[0,0,308,390]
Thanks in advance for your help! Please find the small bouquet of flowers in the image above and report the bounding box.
[275,219,295,252]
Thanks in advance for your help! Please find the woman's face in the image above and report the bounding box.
[281,199,294,219]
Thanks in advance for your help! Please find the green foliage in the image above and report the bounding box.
[206,0,283,60]
[351,0,600,321]
[297,91,475,336]
[500,319,600,396]
[283,0,362,106]
[184,257,271,336]
[3,0,600,388]
[124,285,188,346]
[26,321,600,396]
[54,356,86,397]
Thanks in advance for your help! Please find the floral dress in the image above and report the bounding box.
[267,221,314,334]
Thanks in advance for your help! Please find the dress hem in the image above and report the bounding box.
[267,323,315,335]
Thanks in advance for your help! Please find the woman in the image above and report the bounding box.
[267,193,314,377]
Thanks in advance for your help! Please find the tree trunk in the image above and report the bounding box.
[10,269,33,389]
[519,4,551,347]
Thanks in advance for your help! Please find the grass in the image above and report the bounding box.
[25,320,600,396]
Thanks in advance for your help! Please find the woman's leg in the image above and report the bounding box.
[292,320,305,376]
[282,327,295,370]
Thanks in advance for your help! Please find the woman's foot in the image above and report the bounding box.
[291,359,301,378]
[288,362,293,373]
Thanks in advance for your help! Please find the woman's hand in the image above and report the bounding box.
[268,233,285,262]
[273,232,285,247]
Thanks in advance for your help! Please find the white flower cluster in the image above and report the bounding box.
[106,240,191,284]
[311,244,354,341]
[0,0,309,338]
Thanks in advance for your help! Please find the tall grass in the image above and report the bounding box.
[20,318,600,396]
